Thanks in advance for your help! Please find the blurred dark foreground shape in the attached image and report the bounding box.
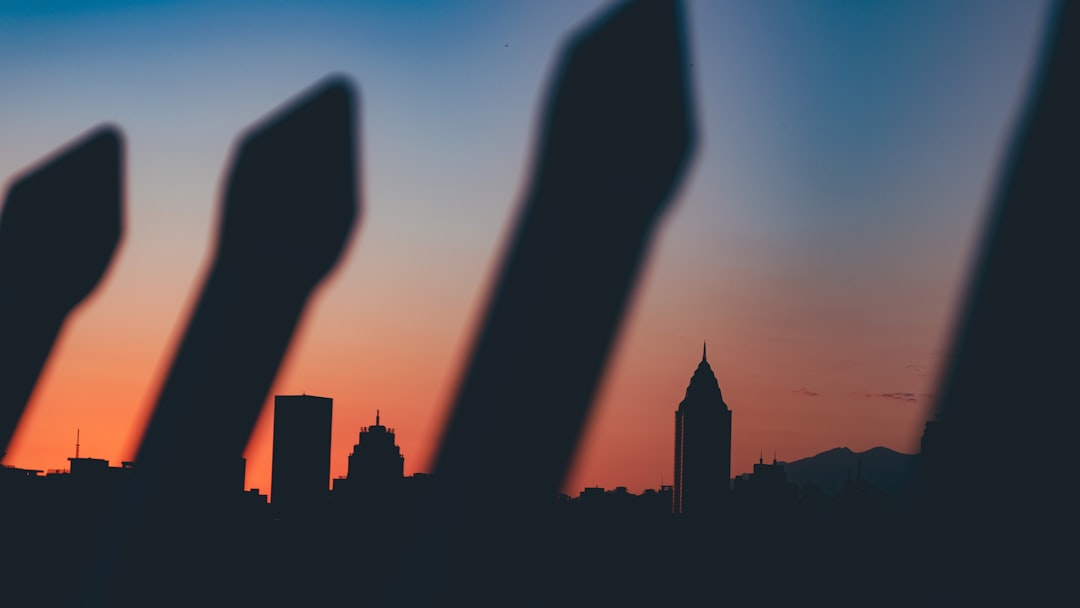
[0,127,123,461]
[392,0,695,605]
[79,76,359,608]
[910,0,1078,605]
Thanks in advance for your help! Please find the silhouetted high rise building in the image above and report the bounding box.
[271,394,332,518]
[673,343,732,516]
[346,410,404,485]
[331,410,404,511]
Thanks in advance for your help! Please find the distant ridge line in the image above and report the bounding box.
[776,445,918,497]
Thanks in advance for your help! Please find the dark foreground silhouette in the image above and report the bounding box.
[909,0,1078,604]
[84,77,358,608]
[395,0,694,604]
[0,127,122,460]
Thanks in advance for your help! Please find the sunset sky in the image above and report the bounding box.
[1,0,1054,497]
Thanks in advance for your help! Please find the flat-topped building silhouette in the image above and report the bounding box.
[673,343,732,516]
[271,394,333,518]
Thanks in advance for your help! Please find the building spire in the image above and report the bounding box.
[376,409,380,426]
[702,341,707,363]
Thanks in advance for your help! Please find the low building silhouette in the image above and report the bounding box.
[733,453,798,514]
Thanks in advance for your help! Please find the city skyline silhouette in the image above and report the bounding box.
[2,348,927,606]
[2,363,921,507]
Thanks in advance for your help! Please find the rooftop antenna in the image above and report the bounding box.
[376,409,380,426]
[75,428,80,459]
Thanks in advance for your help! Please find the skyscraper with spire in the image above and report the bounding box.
[673,343,732,516]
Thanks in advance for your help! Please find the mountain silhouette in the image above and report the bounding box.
[780,446,917,496]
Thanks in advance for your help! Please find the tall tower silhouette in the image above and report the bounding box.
[673,343,732,516]
[271,394,333,518]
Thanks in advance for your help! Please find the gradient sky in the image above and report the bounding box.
[1,0,1054,497]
